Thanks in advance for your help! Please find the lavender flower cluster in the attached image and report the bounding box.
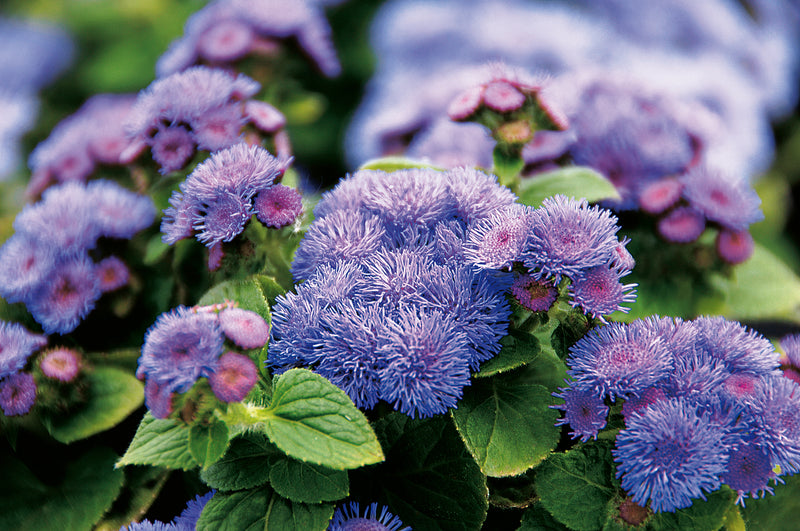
[160,142,301,256]
[0,319,86,417]
[156,0,341,78]
[26,94,138,197]
[555,315,799,512]
[120,491,213,531]
[137,302,268,419]
[268,166,635,418]
[124,66,288,174]
[0,180,155,334]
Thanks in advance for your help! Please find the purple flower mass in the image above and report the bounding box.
[557,315,800,511]
[161,142,293,247]
[328,501,410,531]
[0,321,47,378]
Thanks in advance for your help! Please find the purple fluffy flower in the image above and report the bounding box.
[681,166,763,231]
[27,94,137,194]
[138,306,224,393]
[613,398,728,513]
[85,180,156,239]
[150,125,195,174]
[96,256,130,293]
[329,501,410,531]
[218,308,269,349]
[715,229,755,265]
[553,385,609,442]
[291,210,386,281]
[315,302,386,409]
[692,316,780,375]
[721,440,776,506]
[144,379,174,420]
[28,254,101,335]
[0,321,48,378]
[172,491,215,529]
[780,333,800,370]
[566,320,673,400]
[39,348,81,382]
[156,0,340,78]
[361,168,455,229]
[377,308,471,418]
[567,264,637,322]
[745,376,800,475]
[524,195,620,281]
[510,274,557,312]
[209,351,258,402]
[0,235,56,304]
[166,143,289,247]
[253,184,303,228]
[464,204,532,270]
[657,206,706,243]
[0,372,37,416]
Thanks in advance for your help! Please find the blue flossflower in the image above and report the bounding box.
[567,263,637,322]
[613,397,728,513]
[553,384,609,442]
[328,501,410,531]
[0,371,37,416]
[464,204,532,271]
[0,321,47,378]
[692,316,781,375]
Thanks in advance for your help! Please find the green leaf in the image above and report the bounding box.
[518,166,620,207]
[94,467,171,531]
[476,332,543,378]
[487,472,537,510]
[198,275,271,322]
[355,413,488,531]
[260,369,384,470]
[535,441,618,531]
[196,486,334,531]
[189,420,230,469]
[742,473,800,531]
[42,366,144,444]
[0,446,124,531]
[719,242,800,322]
[451,366,561,477]
[518,501,570,531]
[650,487,735,531]
[254,274,286,308]
[143,234,171,265]
[201,432,278,492]
[269,456,349,504]
[357,156,445,172]
[117,413,198,470]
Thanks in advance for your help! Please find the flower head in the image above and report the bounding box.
[657,206,706,243]
[218,308,269,349]
[138,306,224,393]
[524,195,620,280]
[464,204,532,270]
[173,491,215,529]
[692,316,780,375]
[721,440,776,506]
[0,321,47,378]
[681,167,763,231]
[568,264,637,322]
[0,235,56,304]
[27,255,101,335]
[0,372,37,416]
[96,256,130,293]
[510,274,557,312]
[39,348,81,382]
[716,229,755,264]
[209,352,258,402]
[613,398,728,513]
[567,320,673,400]
[553,385,609,442]
[253,184,303,228]
[329,501,410,531]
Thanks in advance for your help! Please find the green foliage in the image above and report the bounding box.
[189,420,230,469]
[535,441,618,531]
[476,331,546,378]
[0,446,125,531]
[118,413,199,470]
[198,275,272,322]
[518,501,571,531]
[517,167,620,207]
[493,147,527,189]
[358,156,445,172]
[196,486,335,531]
[259,369,384,470]
[452,365,562,477]
[649,488,736,531]
[741,473,800,531]
[355,413,489,531]
[268,455,349,504]
[201,433,278,492]
[41,366,144,444]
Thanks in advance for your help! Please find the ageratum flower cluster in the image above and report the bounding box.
[0,321,47,416]
[554,315,799,512]
[156,0,340,78]
[161,143,301,251]
[0,180,155,334]
[26,94,138,197]
[124,66,288,174]
[268,167,634,418]
[137,302,268,419]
